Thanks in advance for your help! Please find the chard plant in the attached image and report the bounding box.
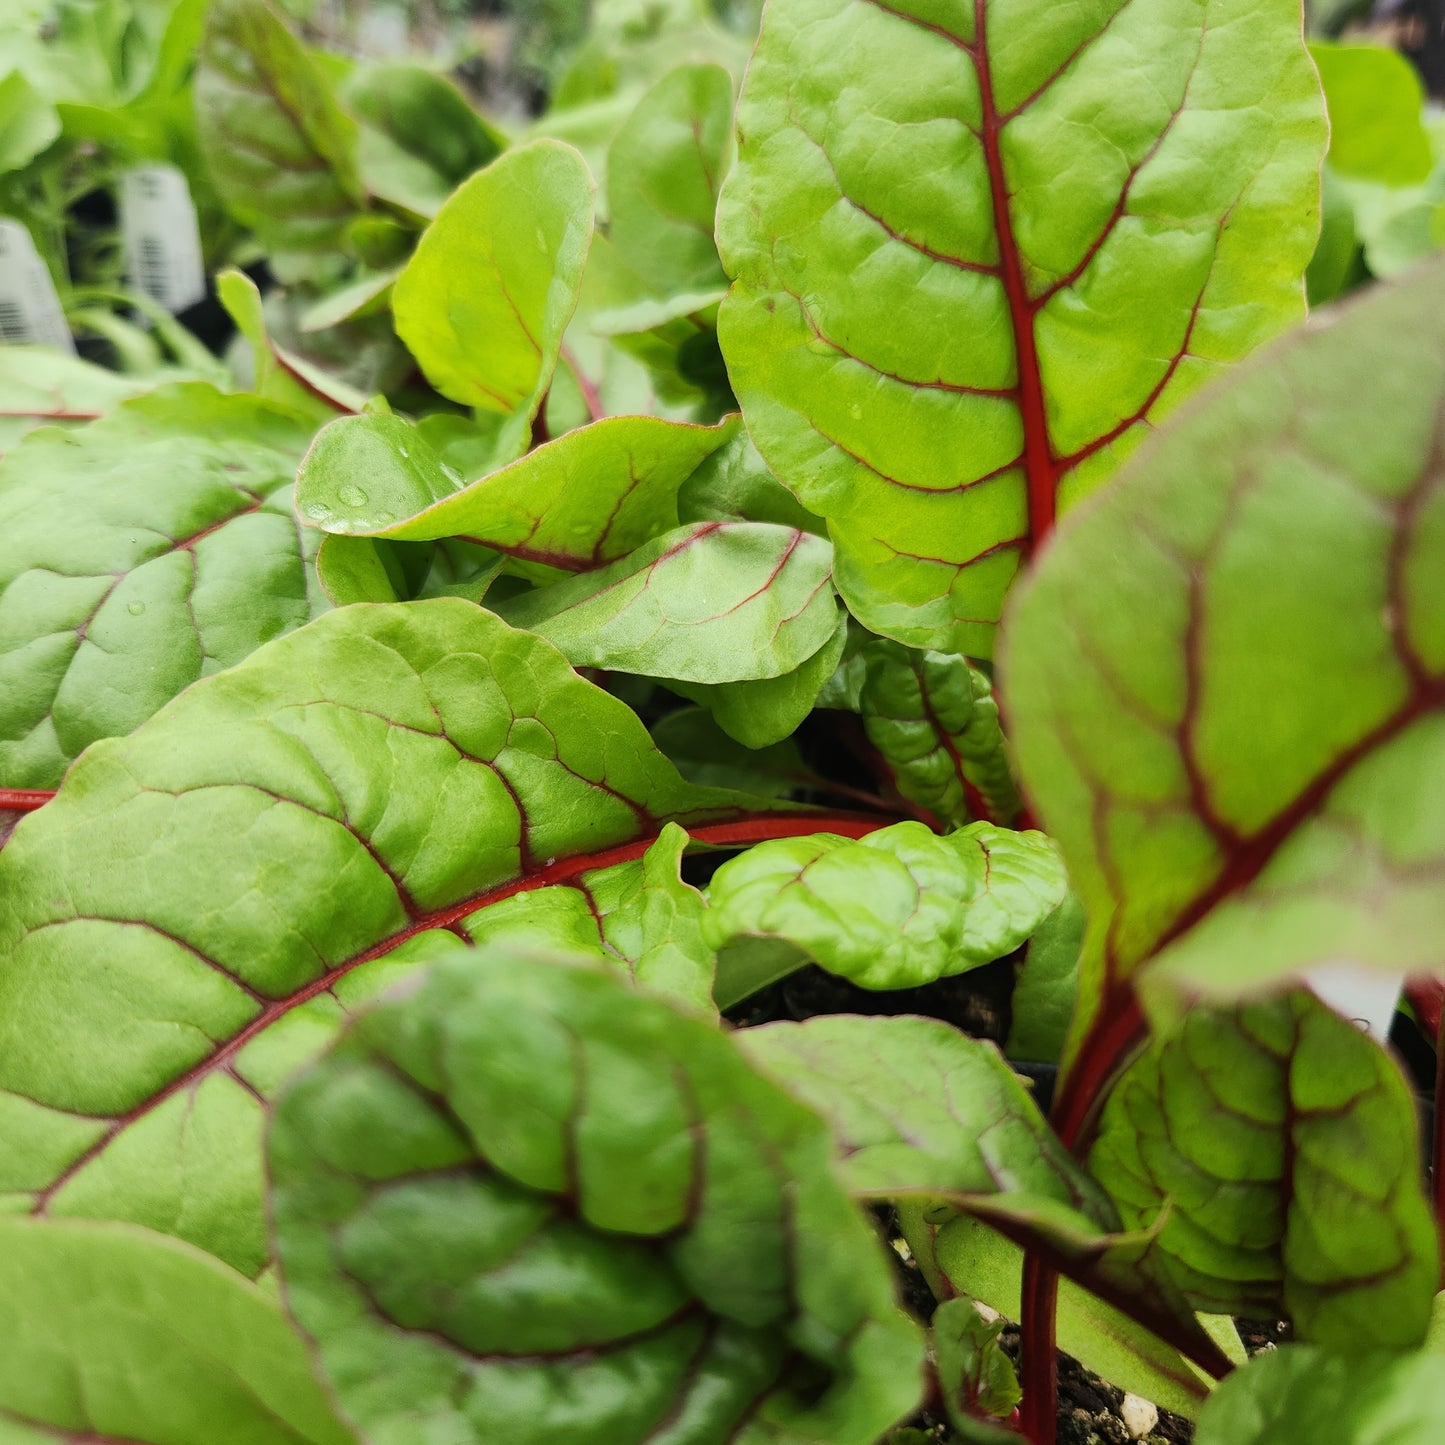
[1,1,1444,1442]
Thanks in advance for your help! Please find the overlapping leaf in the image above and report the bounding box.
[0,601,780,1274]
[498,521,838,683]
[825,639,1019,828]
[742,1015,1108,1215]
[297,409,738,568]
[0,1218,357,1445]
[1089,991,1438,1348]
[392,140,594,457]
[705,821,1065,990]
[0,385,323,789]
[717,0,1326,652]
[744,1014,1233,1380]
[607,62,733,296]
[1003,257,1445,1026]
[270,948,924,1444]
[1193,1342,1445,1445]
[195,0,363,253]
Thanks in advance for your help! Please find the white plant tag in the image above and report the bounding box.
[0,219,74,351]
[120,165,206,314]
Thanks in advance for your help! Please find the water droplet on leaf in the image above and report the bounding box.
[127,601,145,616]
[338,485,368,508]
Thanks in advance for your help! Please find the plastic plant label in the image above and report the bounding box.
[0,219,73,350]
[120,166,207,314]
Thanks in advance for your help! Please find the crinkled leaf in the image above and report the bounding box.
[745,1013,1233,1382]
[0,601,779,1274]
[1089,990,1438,1348]
[717,0,1326,652]
[1311,42,1432,187]
[392,139,594,455]
[195,0,363,252]
[741,1015,1110,1217]
[297,410,738,569]
[1002,257,1445,1021]
[931,1298,1021,1436]
[270,948,924,1444]
[0,385,324,789]
[497,521,837,684]
[666,608,848,747]
[0,1218,357,1445]
[1194,1343,1445,1445]
[841,639,1019,828]
[459,823,715,1013]
[1004,892,1083,1063]
[705,822,1066,989]
[915,1209,1237,1419]
[607,62,732,296]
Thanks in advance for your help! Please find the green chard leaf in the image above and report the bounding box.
[743,1013,1233,1383]
[663,608,850,748]
[1193,1343,1445,1445]
[458,823,716,1014]
[269,948,923,1444]
[717,0,1326,653]
[652,706,823,798]
[607,62,734,296]
[1004,891,1083,1063]
[0,601,788,1275]
[1002,256,1445,1023]
[0,386,324,789]
[1089,990,1438,1349]
[496,522,839,684]
[0,346,170,456]
[930,1298,1022,1439]
[392,140,595,458]
[834,639,1020,827]
[297,409,739,569]
[1310,41,1433,187]
[741,1015,1109,1216]
[0,1218,357,1445]
[195,0,364,254]
[706,821,1066,990]
[677,427,826,534]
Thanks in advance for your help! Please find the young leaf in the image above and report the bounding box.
[840,640,1020,827]
[665,609,849,748]
[217,269,367,418]
[717,0,1326,652]
[297,410,739,569]
[1004,892,1083,1063]
[269,948,924,1444]
[1088,991,1438,1349]
[460,823,716,1013]
[652,706,821,798]
[313,534,503,607]
[916,1209,1235,1419]
[391,140,595,454]
[1193,1343,1445,1445]
[0,386,323,789]
[0,1218,357,1445]
[195,0,363,252]
[741,1015,1110,1217]
[1002,257,1445,1025]
[745,1014,1232,1377]
[1311,42,1433,187]
[607,62,733,295]
[676,426,825,533]
[706,822,1066,990]
[496,521,838,683]
[0,345,168,454]
[0,601,798,1274]
[931,1298,1022,1437]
